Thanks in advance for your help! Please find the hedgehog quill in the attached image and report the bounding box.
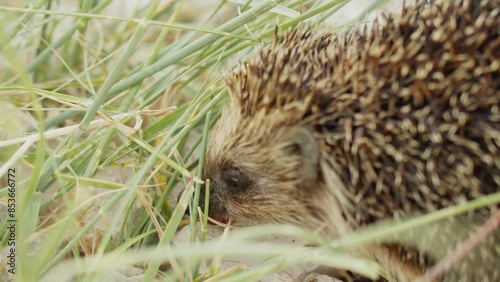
[199,0,499,281]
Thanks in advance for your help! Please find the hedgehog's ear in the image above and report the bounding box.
[281,127,319,182]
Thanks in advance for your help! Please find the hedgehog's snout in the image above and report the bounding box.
[177,177,229,221]
[177,182,210,215]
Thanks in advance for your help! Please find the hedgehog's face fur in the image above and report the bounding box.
[203,100,323,226]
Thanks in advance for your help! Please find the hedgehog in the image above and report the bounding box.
[199,0,500,281]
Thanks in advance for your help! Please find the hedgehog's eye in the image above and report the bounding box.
[223,168,241,187]
[221,167,250,192]
[227,175,239,187]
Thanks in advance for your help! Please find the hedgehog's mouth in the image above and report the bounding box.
[217,217,229,224]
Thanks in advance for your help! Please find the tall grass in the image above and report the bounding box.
[1,0,498,281]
